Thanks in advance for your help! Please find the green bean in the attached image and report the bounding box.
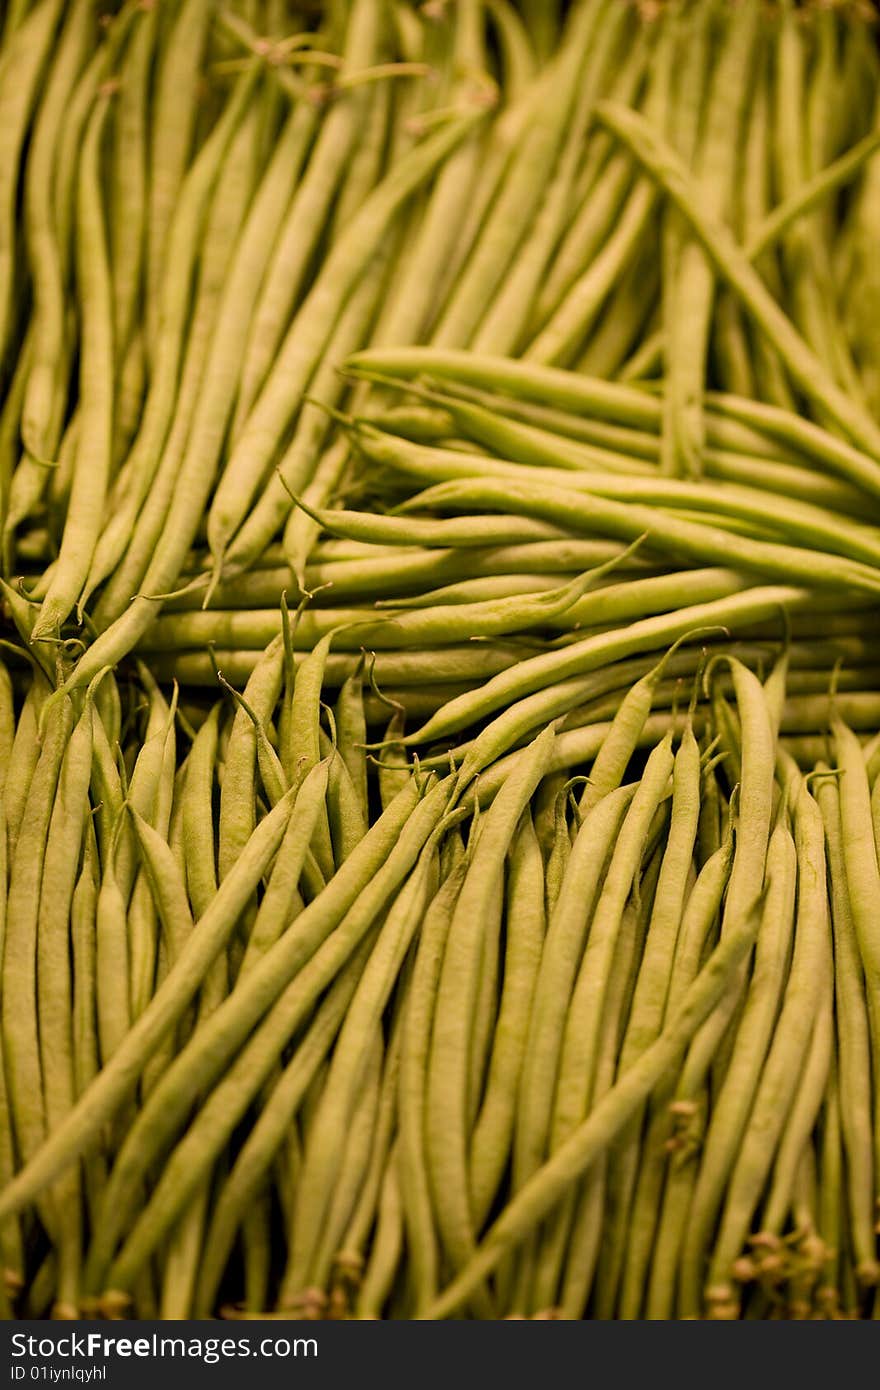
[596,100,880,463]
[310,1028,384,1300]
[331,995,405,1315]
[758,979,834,1250]
[152,900,201,1302]
[391,566,639,645]
[397,476,880,597]
[368,0,484,359]
[127,699,178,1022]
[816,768,877,1282]
[232,0,382,428]
[92,666,120,754]
[223,235,395,577]
[623,829,728,1318]
[774,4,863,408]
[373,708,406,814]
[309,535,632,595]
[0,327,33,552]
[475,3,631,357]
[68,117,474,698]
[288,629,334,870]
[127,808,195,978]
[50,0,123,290]
[94,778,448,1300]
[542,792,571,919]
[35,699,93,1312]
[404,381,651,464]
[95,832,132,1070]
[376,573,564,609]
[362,419,873,533]
[431,0,603,350]
[0,660,11,803]
[109,2,155,367]
[528,745,671,1312]
[356,1144,403,1319]
[195,926,377,1317]
[331,76,391,244]
[704,780,831,1317]
[70,831,105,1228]
[349,343,880,488]
[668,3,757,478]
[114,678,175,903]
[398,850,467,1314]
[866,730,880,787]
[602,724,701,1318]
[533,39,653,331]
[528,174,657,368]
[468,864,505,1133]
[1,0,33,40]
[88,67,261,623]
[425,888,763,1320]
[206,112,484,573]
[144,641,540,692]
[832,712,880,1233]
[575,239,659,381]
[747,126,880,265]
[0,0,64,364]
[2,693,71,1173]
[372,402,880,540]
[30,92,114,642]
[224,679,288,813]
[677,820,797,1317]
[470,811,545,1228]
[145,0,212,360]
[327,751,368,866]
[484,0,534,102]
[0,1032,23,1295]
[556,838,663,1319]
[218,636,284,881]
[0,784,300,1233]
[239,759,331,974]
[284,437,351,588]
[304,496,582,554]
[111,84,263,574]
[815,1062,843,1318]
[549,735,674,1166]
[424,731,553,1305]
[86,702,122,871]
[182,705,220,921]
[334,661,368,821]
[238,1190,270,1315]
[3,669,49,859]
[19,0,90,468]
[712,289,755,401]
[22,1251,57,1320]
[420,587,822,756]
[709,656,776,937]
[706,393,880,505]
[38,407,77,547]
[293,842,440,1285]
[349,388,649,475]
[110,332,143,473]
[738,41,796,410]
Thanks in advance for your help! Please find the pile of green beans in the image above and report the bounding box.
[1,640,879,1321]
[2,0,880,1323]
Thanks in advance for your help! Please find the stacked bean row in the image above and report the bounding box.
[5,0,880,670]
[2,636,880,1320]
[2,0,880,1323]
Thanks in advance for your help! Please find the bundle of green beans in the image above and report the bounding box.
[2,0,880,1323]
[1,637,879,1320]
